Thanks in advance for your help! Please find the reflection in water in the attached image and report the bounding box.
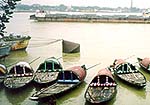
[85,97,116,105]
[56,82,86,105]
[63,53,80,68]
[115,76,146,99]
[63,53,80,62]
[35,82,86,105]
[5,84,34,105]
[0,50,28,67]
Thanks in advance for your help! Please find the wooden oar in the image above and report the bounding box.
[6,60,19,68]
[6,57,40,69]
[124,55,135,60]
[47,56,63,61]
[86,63,101,70]
[29,57,40,64]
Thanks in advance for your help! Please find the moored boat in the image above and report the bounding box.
[137,57,150,73]
[30,65,86,100]
[0,41,11,59]
[84,68,117,104]
[33,57,63,85]
[4,61,34,89]
[112,59,146,88]
[0,64,8,83]
[2,33,31,51]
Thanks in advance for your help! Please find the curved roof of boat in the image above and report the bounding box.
[16,61,32,69]
[65,65,86,81]
[140,57,150,67]
[45,57,61,64]
[97,68,114,79]
[0,64,7,74]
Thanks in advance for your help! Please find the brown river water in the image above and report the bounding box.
[0,12,150,105]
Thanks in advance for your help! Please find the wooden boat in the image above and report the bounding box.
[0,41,11,59]
[0,64,8,83]
[2,33,31,51]
[112,59,146,87]
[137,57,150,73]
[84,68,117,104]
[33,57,63,84]
[62,40,80,53]
[4,61,34,89]
[30,65,86,100]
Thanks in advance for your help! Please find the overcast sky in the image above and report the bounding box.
[20,0,150,8]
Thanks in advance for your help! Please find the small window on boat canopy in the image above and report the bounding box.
[16,66,24,74]
[9,68,15,74]
[116,63,128,71]
[38,62,62,70]
[25,67,32,73]
[57,71,78,80]
[129,64,136,70]
[92,75,114,84]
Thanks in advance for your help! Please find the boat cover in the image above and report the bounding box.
[140,57,150,68]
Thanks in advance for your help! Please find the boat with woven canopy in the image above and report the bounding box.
[112,59,146,87]
[84,68,117,104]
[30,65,86,100]
[2,33,31,51]
[137,57,150,73]
[33,57,63,84]
[4,61,34,89]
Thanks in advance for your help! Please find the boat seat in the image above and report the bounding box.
[90,82,117,87]
[57,79,79,84]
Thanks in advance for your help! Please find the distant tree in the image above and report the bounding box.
[0,0,21,37]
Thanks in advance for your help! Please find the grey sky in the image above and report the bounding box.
[21,0,149,8]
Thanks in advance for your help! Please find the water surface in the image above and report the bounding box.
[1,12,150,105]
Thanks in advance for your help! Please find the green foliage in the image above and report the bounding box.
[0,0,21,36]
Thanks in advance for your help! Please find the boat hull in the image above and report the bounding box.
[113,59,146,88]
[2,35,31,51]
[4,76,34,89]
[34,72,59,84]
[0,44,11,58]
[4,62,34,89]
[30,65,86,101]
[33,57,63,84]
[114,72,146,87]
[30,82,81,101]
[85,68,117,104]
[10,39,30,51]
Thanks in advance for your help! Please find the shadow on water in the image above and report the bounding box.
[4,83,34,105]
[63,53,80,62]
[62,53,80,68]
[84,97,116,105]
[138,67,150,81]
